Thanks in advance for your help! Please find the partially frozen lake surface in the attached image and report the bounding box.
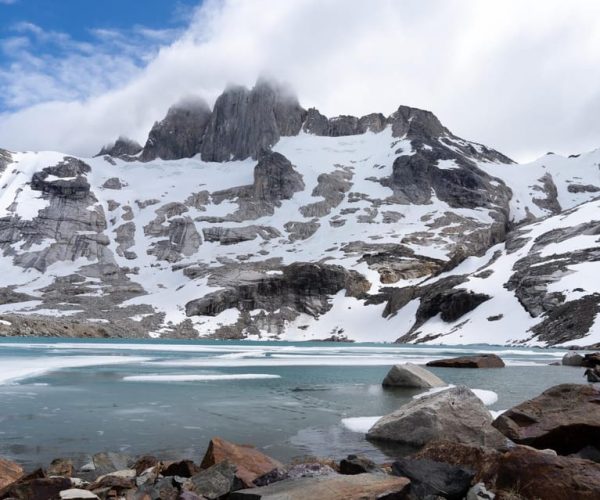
[0,338,584,467]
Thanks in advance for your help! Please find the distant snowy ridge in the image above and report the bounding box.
[0,80,599,346]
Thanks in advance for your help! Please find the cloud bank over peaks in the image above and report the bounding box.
[1,0,600,162]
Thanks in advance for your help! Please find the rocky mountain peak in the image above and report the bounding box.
[96,136,143,160]
[140,97,211,161]
[388,105,448,140]
[199,80,306,162]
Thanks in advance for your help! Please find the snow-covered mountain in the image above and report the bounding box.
[0,80,599,346]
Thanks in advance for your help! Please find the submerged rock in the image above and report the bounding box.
[367,386,507,449]
[381,363,446,388]
[426,354,505,368]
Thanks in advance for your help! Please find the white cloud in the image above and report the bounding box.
[1,0,600,161]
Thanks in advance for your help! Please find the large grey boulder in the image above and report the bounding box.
[562,351,584,366]
[382,363,446,388]
[367,385,507,449]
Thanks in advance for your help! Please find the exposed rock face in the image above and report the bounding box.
[200,438,282,488]
[229,473,411,500]
[203,225,281,245]
[96,136,142,160]
[30,157,91,199]
[367,386,507,449]
[426,354,505,369]
[568,183,600,193]
[200,81,306,162]
[211,152,305,222]
[185,262,370,319]
[532,172,562,215]
[381,363,447,388]
[141,98,211,161]
[0,148,12,174]
[492,384,600,455]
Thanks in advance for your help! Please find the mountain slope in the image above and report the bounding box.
[0,81,598,346]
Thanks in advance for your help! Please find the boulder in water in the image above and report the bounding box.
[367,385,507,449]
[382,363,446,388]
[426,354,505,368]
[562,351,584,366]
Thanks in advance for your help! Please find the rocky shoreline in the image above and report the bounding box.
[1,356,599,499]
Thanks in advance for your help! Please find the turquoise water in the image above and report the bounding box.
[0,339,585,468]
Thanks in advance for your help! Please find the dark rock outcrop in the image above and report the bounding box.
[426,354,505,369]
[96,136,142,160]
[492,384,600,455]
[30,157,91,199]
[338,454,378,475]
[185,262,370,318]
[391,457,474,500]
[210,151,305,222]
[141,97,211,161]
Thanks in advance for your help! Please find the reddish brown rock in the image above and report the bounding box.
[489,447,600,500]
[200,437,282,487]
[492,383,600,454]
[0,457,23,490]
[426,354,505,368]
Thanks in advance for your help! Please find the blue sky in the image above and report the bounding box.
[0,0,201,110]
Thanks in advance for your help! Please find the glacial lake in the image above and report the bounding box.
[0,338,586,468]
